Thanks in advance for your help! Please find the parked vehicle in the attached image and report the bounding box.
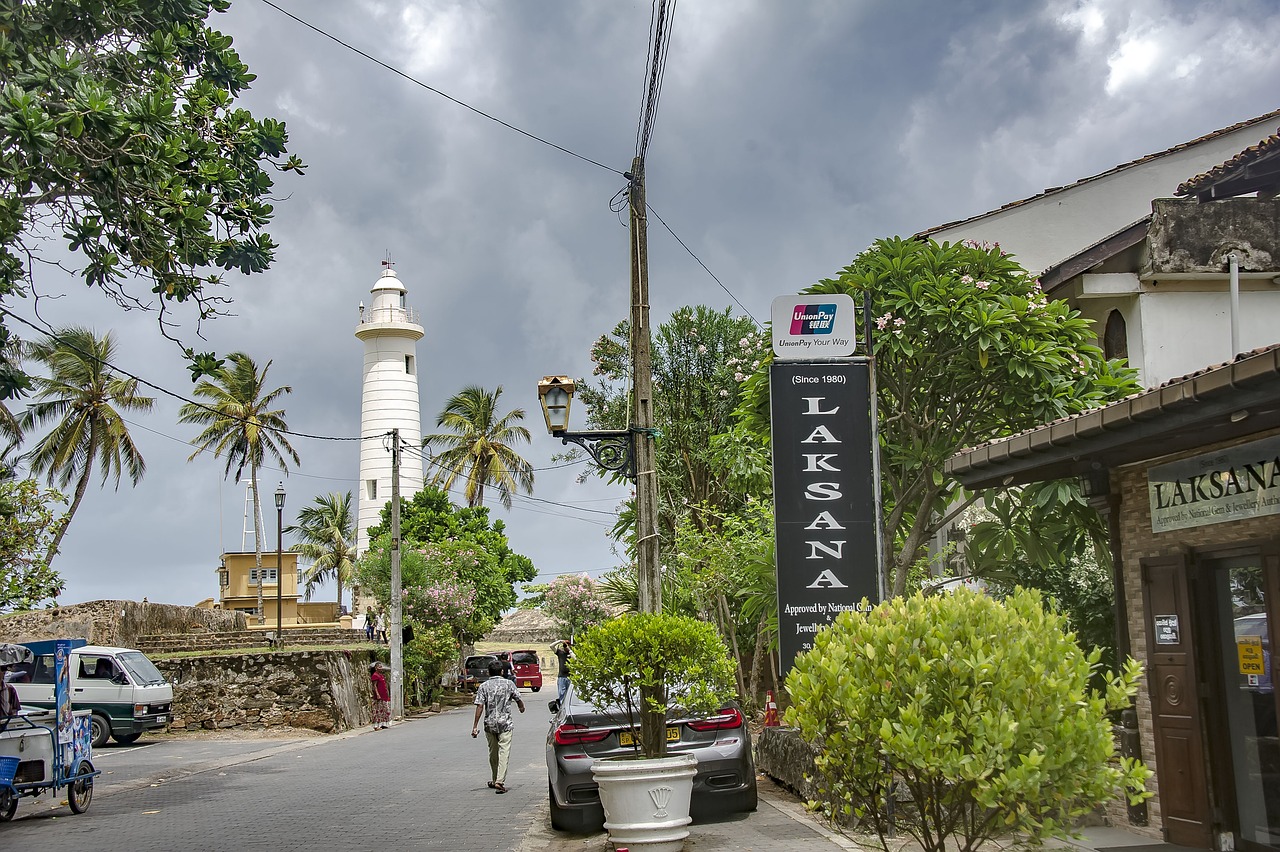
[1,643,99,823]
[507,649,542,692]
[11,644,172,748]
[457,654,498,692]
[545,685,757,832]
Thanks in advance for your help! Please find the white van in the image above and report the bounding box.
[10,645,173,747]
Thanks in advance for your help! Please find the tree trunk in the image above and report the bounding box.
[44,443,96,570]
[337,574,344,616]
[747,619,766,709]
[717,591,746,698]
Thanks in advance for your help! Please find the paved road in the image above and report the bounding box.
[2,688,855,851]
[2,688,558,851]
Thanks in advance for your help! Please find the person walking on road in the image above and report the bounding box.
[471,659,525,793]
[552,639,572,703]
[363,606,377,642]
[369,662,391,730]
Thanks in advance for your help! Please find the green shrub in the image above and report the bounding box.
[784,587,1150,852]
[571,612,737,758]
[403,625,456,706]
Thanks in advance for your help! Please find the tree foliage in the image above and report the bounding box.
[673,500,777,701]
[286,490,357,613]
[578,306,765,551]
[571,612,737,759]
[738,238,1139,594]
[541,574,611,640]
[366,486,536,609]
[785,588,1151,852]
[179,351,298,620]
[0,478,66,611]
[357,535,497,646]
[966,481,1116,674]
[0,0,305,395]
[422,385,534,510]
[20,326,154,566]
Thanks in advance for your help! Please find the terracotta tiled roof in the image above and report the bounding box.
[915,109,1280,239]
[1176,126,1280,197]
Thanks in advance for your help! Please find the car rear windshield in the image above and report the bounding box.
[511,652,538,665]
[465,656,496,669]
[118,652,167,686]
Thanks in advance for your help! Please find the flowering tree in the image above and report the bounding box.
[738,237,1139,595]
[542,574,611,640]
[576,305,765,551]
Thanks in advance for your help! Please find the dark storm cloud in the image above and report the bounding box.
[25,0,1280,606]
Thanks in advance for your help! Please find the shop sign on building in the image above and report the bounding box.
[1148,434,1280,533]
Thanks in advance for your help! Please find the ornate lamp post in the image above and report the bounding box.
[274,482,285,647]
[536,376,637,480]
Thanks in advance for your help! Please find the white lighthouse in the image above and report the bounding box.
[355,263,425,555]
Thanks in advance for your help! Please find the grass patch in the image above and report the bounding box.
[151,643,381,661]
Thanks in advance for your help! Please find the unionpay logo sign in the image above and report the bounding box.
[790,304,837,335]
[771,294,857,359]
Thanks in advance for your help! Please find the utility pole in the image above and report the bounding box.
[628,157,661,616]
[389,428,404,721]
[629,157,666,756]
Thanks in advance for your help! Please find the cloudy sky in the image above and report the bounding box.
[16,0,1280,610]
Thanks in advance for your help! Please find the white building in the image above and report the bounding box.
[354,263,425,555]
[918,109,1280,279]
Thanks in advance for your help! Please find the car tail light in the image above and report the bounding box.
[685,708,744,732]
[553,723,611,746]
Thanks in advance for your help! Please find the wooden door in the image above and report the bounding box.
[1143,556,1214,849]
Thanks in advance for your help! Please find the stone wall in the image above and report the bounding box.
[0,600,245,648]
[155,649,375,733]
[756,726,820,800]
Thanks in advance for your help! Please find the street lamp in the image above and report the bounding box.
[537,376,638,480]
[274,482,285,648]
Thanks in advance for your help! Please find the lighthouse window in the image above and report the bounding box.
[400,293,406,308]
[367,479,377,500]
[405,355,414,374]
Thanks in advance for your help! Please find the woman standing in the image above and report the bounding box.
[369,662,391,730]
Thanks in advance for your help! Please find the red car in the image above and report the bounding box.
[504,649,543,692]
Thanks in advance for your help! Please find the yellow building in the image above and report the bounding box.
[212,551,337,626]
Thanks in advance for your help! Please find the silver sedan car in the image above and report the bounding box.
[545,685,758,832]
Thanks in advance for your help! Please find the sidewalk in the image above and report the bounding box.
[518,775,1170,852]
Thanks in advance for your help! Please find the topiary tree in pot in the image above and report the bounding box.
[573,611,737,757]
[785,587,1152,852]
[570,612,737,850]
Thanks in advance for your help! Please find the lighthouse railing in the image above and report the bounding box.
[359,306,420,325]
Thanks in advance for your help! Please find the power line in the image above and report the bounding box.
[2,307,363,443]
[257,0,624,177]
[647,203,763,328]
[635,0,678,162]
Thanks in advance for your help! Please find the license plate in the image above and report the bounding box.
[618,727,679,747]
[521,681,532,687]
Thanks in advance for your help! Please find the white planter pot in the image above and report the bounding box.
[592,752,698,852]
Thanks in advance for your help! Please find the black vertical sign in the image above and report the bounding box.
[771,359,879,676]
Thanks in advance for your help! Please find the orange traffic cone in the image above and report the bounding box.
[763,690,780,727]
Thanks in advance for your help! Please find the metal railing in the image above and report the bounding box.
[359,306,420,325]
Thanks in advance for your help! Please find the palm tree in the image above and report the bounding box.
[286,491,357,615]
[20,327,155,567]
[179,352,299,623]
[422,385,534,509]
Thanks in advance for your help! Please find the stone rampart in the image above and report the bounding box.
[154,649,374,733]
[0,600,245,648]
